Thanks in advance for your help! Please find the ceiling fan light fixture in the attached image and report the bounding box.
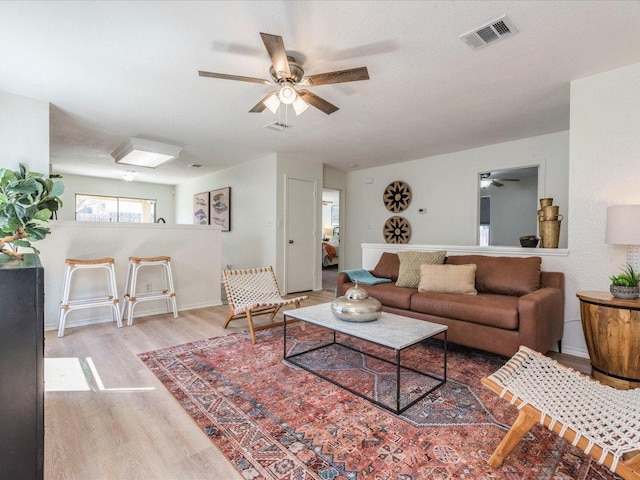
[263,92,281,113]
[480,179,493,189]
[278,83,297,105]
[292,95,309,115]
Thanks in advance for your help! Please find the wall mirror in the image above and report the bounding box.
[478,166,539,247]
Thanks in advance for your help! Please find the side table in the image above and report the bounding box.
[577,291,640,390]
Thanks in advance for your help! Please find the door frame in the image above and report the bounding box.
[283,174,318,294]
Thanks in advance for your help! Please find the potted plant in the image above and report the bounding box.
[609,264,640,299]
[0,163,64,258]
[519,234,539,248]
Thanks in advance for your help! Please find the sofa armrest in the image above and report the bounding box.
[518,284,565,353]
[337,272,352,296]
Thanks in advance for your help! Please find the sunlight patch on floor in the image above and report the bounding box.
[45,357,91,392]
[45,357,155,392]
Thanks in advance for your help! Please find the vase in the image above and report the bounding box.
[610,284,640,299]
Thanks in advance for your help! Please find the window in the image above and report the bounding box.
[75,194,156,223]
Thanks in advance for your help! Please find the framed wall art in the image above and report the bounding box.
[193,191,210,225]
[210,187,231,232]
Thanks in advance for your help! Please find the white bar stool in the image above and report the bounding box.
[122,256,178,326]
[58,257,121,337]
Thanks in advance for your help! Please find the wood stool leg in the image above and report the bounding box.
[165,260,178,318]
[488,409,538,468]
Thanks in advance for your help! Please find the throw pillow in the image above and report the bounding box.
[395,250,446,288]
[445,255,541,296]
[371,252,400,281]
[418,264,477,295]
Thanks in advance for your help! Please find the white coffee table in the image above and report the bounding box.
[283,302,447,414]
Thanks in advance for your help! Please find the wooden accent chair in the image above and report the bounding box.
[482,346,640,480]
[222,266,308,344]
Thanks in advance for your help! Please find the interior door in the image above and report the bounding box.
[285,177,315,293]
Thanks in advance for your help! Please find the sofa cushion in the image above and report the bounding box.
[410,292,520,330]
[396,250,446,288]
[445,255,541,296]
[371,252,400,281]
[418,264,477,295]
[342,282,416,310]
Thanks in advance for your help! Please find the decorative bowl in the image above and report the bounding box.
[610,284,640,299]
[519,237,539,248]
[331,283,382,322]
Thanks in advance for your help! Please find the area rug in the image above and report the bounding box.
[139,326,619,480]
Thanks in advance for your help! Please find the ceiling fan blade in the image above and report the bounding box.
[496,178,520,182]
[300,67,370,86]
[260,33,291,80]
[297,90,339,115]
[492,180,504,187]
[198,70,270,85]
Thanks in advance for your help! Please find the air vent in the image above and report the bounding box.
[460,15,518,50]
[263,122,291,132]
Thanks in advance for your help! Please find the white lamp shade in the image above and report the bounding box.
[278,84,296,105]
[292,96,309,115]
[605,205,640,245]
[263,93,281,113]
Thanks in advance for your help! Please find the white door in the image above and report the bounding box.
[285,177,315,293]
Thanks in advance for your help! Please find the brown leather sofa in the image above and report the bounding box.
[337,254,564,357]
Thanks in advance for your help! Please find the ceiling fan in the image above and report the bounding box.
[480,173,520,188]
[198,32,370,116]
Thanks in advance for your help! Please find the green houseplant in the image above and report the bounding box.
[609,264,640,299]
[0,163,64,258]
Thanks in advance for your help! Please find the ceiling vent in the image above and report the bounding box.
[263,122,291,132]
[460,15,518,50]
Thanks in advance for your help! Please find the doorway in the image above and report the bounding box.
[322,188,340,292]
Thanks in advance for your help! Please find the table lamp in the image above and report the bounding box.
[605,204,640,273]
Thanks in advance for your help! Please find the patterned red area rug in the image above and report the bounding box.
[139,326,619,480]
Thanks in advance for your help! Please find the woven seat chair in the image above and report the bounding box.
[482,346,640,480]
[222,266,308,344]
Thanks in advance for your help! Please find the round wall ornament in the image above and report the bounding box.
[383,216,411,244]
[383,180,412,212]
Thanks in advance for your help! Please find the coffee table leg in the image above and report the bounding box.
[396,349,401,413]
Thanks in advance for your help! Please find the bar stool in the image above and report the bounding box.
[58,257,121,337]
[122,256,178,326]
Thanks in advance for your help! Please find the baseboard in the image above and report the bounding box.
[559,345,589,359]
[44,301,223,331]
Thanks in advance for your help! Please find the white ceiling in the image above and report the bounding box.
[1,1,640,185]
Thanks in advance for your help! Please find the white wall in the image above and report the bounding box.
[0,91,49,174]
[38,222,221,331]
[563,61,640,356]
[175,154,278,274]
[344,131,570,270]
[487,176,538,246]
[55,173,176,223]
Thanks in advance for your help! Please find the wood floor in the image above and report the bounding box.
[44,289,589,480]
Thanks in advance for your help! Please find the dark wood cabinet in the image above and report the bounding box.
[0,253,44,479]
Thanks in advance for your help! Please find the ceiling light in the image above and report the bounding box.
[263,92,281,113]
[292,96,309,115]
[480,179,493,189]
[121,170,139,182]
[278,82,297,105]
[112,138,182,169]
